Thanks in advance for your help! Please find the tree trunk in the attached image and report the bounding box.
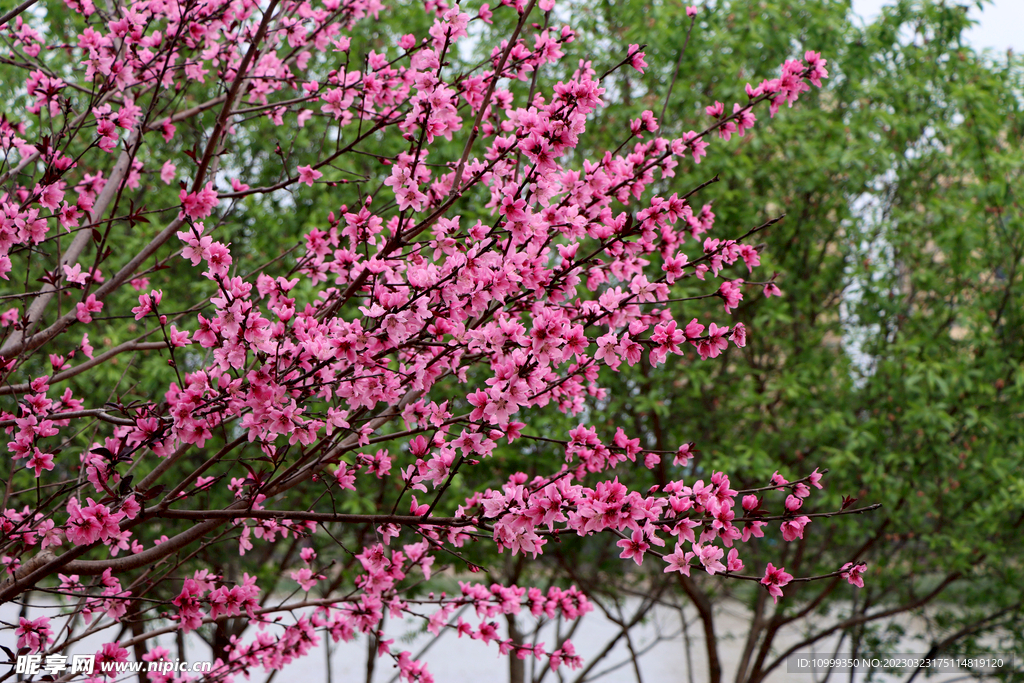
[129,600,149,683]
[676,575,720,683]
[507,614,525,683]
[212,618,234,663]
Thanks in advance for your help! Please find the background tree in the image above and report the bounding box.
[477,1,1024,681]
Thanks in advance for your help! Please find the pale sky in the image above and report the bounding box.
[850,0,1022,54]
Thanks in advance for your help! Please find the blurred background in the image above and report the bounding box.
[854,0,1022,52]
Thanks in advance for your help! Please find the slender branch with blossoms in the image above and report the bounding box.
[0,0,858,679]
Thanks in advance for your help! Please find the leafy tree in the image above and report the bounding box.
[494,1,1024,681]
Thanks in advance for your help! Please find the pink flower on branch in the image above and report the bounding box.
[841,562,866,588]
[627,44,648,74]
[179,182,218,219]
[780,515,812,542]
[15,616,52,652]
[663,543,695,575]
[761,563,793,603]
[26,449,54,477]
[617,529,651,565]
[297,165,323,186]
[694,542,726,575]
[75,294,103,324]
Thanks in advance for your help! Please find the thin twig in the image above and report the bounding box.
[660,12,699,124]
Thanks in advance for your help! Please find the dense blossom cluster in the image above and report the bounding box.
[0,0,867,678]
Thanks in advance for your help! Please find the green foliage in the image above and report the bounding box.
[464,0,1024,674]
